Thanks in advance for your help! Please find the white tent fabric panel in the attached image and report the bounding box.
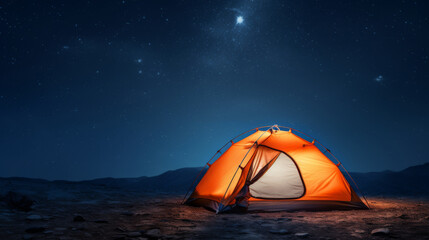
[249,153,304,199]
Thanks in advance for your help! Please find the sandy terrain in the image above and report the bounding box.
[1,186,429,240]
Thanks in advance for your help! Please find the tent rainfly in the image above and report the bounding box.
[183,125,369,213]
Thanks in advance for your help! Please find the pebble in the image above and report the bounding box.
[260,223,275,228]
[350,233,363,238]
[269,229,290,235]
[26,215,42,221]
[370,228,390,236]
[354,229,366,233]
[295,232,309,238]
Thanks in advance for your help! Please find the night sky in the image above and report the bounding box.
[1,1,428,180]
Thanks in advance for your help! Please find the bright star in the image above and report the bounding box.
[236,16,244,24]
[375,75,383,82]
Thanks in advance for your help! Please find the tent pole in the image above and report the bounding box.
[181,126,269,204]
[217,125,276,213]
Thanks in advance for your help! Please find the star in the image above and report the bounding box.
[236,16,244,25]
[375,75,383,82]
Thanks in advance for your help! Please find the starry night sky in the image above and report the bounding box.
[1,1,428,180]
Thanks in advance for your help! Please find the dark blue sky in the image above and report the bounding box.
[1,1,428,180]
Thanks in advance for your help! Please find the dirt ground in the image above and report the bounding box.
[1,191,429,240]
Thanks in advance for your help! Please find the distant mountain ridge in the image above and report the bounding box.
[349,162,429,196]
[1,163,429,197]
[81,167,206,193]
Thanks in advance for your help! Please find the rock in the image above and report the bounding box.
[3,191,34,212]
[354,229,366,234]
[26,215,42,221]
[127,232,142,237]
[146,228,161,238]
[73,215,85,222]
[260,223,275,228]
[371,228,390,236]
[25,227,45,233]
[269,229,290,235]
[295,232,309,238]
[350,233,363,238]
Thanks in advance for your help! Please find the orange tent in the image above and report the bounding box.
[184,125,369,213]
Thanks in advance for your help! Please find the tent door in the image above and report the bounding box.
[249,152,305,199]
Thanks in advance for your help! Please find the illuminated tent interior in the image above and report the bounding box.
[184,125,369,213]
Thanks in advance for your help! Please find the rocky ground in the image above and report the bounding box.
[1,182,429,239]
